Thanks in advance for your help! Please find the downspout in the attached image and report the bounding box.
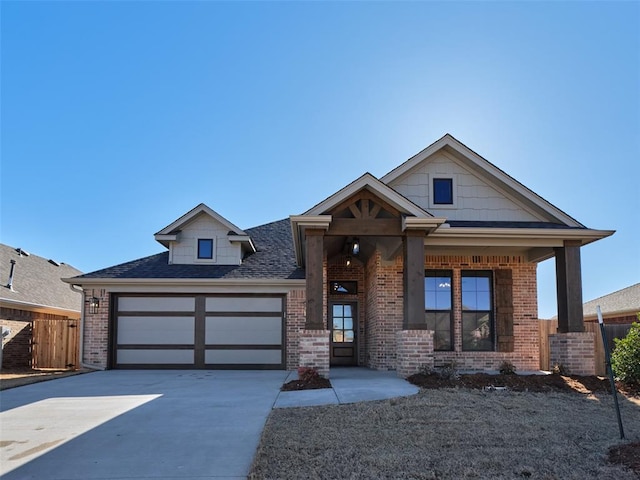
[69,284,105,371]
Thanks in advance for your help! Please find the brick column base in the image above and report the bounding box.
[549,332,595,375]
[396,330,434,378]
[299,330,330,378]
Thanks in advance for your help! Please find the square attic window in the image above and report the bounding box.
[197,239,214,259]
[433,178,453,205]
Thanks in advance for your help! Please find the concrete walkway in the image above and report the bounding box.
[0,368,418,479]
[274,367,419,408]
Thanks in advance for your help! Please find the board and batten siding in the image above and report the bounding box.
[388,151,544,222]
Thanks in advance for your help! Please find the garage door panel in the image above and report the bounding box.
[117,316,195,345]
[205,316,281,345]
[114,294,284,369]
[205,349,282,365]
[117,349,195,364]
[205,297,281,313]
[119,297,195,312]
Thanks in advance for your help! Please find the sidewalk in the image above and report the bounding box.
[274,367,419,408]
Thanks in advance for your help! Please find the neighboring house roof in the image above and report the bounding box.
[69,219,305,283]
[0,244,83,315]
[582,283,640,321]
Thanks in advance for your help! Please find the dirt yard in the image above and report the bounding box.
[251,379,640,479]
[0,368,91,390]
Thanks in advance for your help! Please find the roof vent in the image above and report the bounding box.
[48,259,61,266]
[15,248,30,257]
[6,259,16,290]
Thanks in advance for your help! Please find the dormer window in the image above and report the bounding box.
[433,178,453,204]
[197,239,214,259]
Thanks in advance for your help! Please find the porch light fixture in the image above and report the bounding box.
[345,256,352,267]
[351,238,360,256]
[89,296,100,314]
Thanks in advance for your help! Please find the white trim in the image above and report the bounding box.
[304,173,432,218]
[381,134,584,227]
[402,216,447,232]
[429,174,458,210]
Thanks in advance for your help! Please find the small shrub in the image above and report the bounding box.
[611,321,640,386]
[437,361,460,381]
[418,364,434,376]
[552,363,568,376]
[499,360,516,375]
[297,366,320,382]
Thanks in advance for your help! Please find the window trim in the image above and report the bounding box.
[424,269,453,351]
[461,270,494,352]
[196,238,215,261]
[429,174,457,209]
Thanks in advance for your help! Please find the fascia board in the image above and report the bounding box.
[425,227,614,246]
[304,174,431,218]
[155,203,248,236]
[0,298,80,317]
[227,235,257,253]
[403,217,448,231]
[62,278,306,292]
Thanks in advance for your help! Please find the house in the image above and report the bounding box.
[0,244,82,369]
[64,134,614,376]
[582,283,639,324]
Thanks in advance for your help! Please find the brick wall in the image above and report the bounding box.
[285,289,306,369]
[298,330,330,377]
[396,329,434,377]
[425,255,539,371]
[82,289,110,369]
[549,332,595,375]
[365,251,404,370]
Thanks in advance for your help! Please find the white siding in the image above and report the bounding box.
[388,152,544,222]
[169,214,242,265]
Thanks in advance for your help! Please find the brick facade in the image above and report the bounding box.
[298,329,330,377]
[549,332,595,375]
[396,329,434,377]
[285,289,306,369]
[82,289,110,369]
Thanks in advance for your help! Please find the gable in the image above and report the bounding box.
[382,134,584,227]
[154,204,255,266]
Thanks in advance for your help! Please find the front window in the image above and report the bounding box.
[424,270,453,350]
[197,239,214,259]
[461,271,494,351]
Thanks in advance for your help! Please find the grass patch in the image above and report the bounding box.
[250,389,640,479]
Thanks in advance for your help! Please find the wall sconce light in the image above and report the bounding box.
[345,256,352,267]
[89,296,100,314]
[351,238,360,256]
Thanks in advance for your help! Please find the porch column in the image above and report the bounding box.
[555,240,584,333]
[403,231,426,329]
[305,229,324,329]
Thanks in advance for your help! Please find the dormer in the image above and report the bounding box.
[154,204,256,266]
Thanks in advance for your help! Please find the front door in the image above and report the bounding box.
[330,302,357,366]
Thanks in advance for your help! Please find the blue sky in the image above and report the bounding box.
[1,1,638,318]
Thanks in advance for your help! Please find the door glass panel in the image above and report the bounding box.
[344,330,354,342]
[343,318,353,330]
[333,305,342,317]
[331,303,356,345]
[333,319,342,330]
[333,331,344,342]
[343,305,352,316]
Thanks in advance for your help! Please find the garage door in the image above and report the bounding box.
[113,294,284,369]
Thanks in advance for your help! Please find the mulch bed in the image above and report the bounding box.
[608,441,640,475]
[281,376,332,391]
[407,372,639,396]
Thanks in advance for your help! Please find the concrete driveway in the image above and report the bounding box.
[0,370,289,479]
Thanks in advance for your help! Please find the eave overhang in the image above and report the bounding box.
[290,215,332,266]
[0,298,80,317]
[227,234,257,254]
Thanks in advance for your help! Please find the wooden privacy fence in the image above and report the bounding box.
[539,320,633,376]
[32,318,79,369]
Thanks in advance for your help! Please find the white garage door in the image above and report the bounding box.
[113,294,284,369]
